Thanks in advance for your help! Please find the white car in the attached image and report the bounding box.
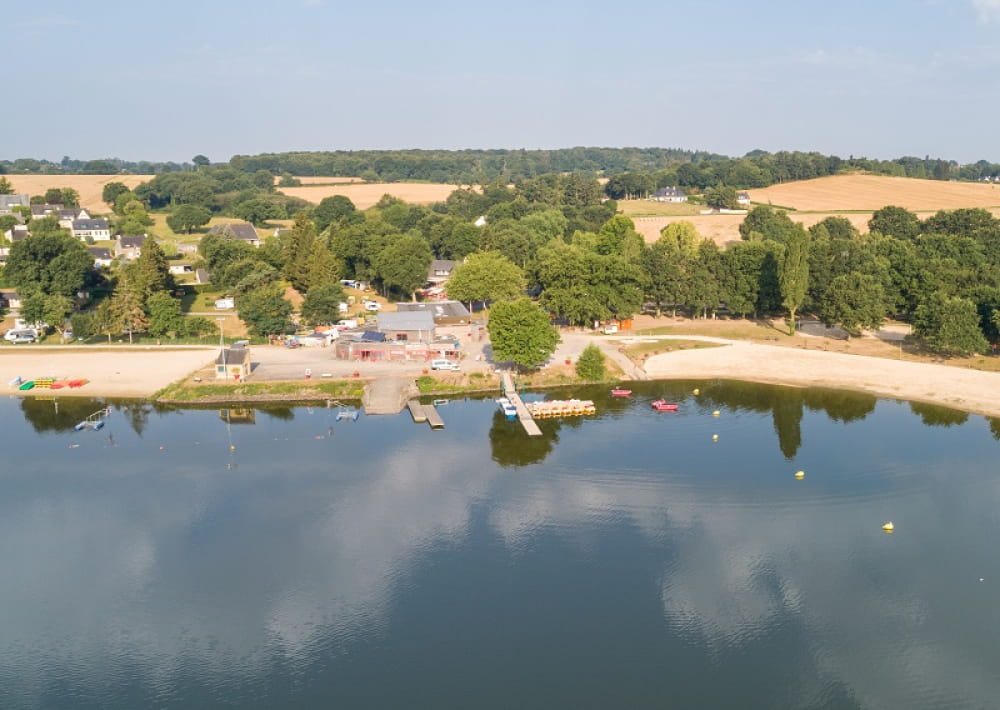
[363,300,382,312]
[5,328,38,342]
[431,359,460,371]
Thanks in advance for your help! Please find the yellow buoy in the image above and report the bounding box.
[882,521,895,533]
[230,445,237,451]
[795,470,805,479]
[693,388,700,395]
[712,434,719,441]
[712,410,720,417]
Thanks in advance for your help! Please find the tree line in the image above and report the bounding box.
[5,148,1000,187]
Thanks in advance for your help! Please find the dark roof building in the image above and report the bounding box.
[209,222,261,245]
[71,218,109,231]
[376,311,436,341]
[427,259,457,284]
[395,300,471,325]
[0,194,29,210]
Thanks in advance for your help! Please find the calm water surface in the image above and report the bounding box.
[1,382,999,709]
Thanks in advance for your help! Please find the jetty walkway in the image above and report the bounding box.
[501,373,541,437]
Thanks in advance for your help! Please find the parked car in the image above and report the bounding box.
[363,300,382,312]
[5,328,38,342]
[431,359,460,371]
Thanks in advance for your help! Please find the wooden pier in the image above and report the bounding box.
[501,373,542,437]
[407,399,444,429]
[407,399,427,422]
[424,405,445,430]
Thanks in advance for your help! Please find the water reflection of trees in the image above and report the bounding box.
[489,410,560,467]
[698,381,877,460]
[19,397,108,434]
[909,402,969,427]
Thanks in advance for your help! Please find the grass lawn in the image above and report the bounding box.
[622,339,723,364]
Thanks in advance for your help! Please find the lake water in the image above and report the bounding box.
[2,382,999,709]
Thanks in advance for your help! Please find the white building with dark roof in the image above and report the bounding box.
[115,234,147,259]
[651,187,687,203]
[71,218,110,240]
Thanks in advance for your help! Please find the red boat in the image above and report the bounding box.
[611,388,632,397]
[651,399,678,411]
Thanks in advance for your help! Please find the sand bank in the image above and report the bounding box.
[643,340,1000,419]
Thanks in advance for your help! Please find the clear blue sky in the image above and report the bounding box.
[10,0,1000,164]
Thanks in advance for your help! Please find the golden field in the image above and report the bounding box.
[748,174,1000,211]
[4,174,150,212]
[631,213,877,247]
[275,176,364,185]
[277,181,461,208]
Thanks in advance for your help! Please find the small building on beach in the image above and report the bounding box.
[215,346,251,381]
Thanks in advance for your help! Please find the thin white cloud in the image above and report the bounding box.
[972,0,1000,22]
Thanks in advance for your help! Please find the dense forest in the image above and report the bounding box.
[4,148,1000,188]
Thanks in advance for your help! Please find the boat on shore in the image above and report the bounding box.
[651,399,678,412]
[497,397,518,420]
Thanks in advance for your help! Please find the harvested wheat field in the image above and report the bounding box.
[633,212,878,246]
[751,174,1000,212]
[274,176,364,185]
[277,181,461,208]
[4,174,150,212]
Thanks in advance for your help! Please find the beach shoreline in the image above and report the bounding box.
[2,340,999,420]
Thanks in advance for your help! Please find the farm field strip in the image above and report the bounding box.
[4,174,150,212]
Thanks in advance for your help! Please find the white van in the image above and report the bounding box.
[431,359,460,371]
[5,328,38,342]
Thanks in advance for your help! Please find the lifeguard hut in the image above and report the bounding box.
[216,346,251,381]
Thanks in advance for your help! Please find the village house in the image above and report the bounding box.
[87,247,114,268]
[58,208,90,229]
[376,311,436,342]
[427,259,456,285]
[168,263,194,275]
[0,288,23,310]
[0,225,29,262]
[651,187,688,203]
[30,204,60,220]
[71,218,110,241]
[0,194,29,213]
[737,191,751,207]
[209,222,261,248]
[115,234,147,260]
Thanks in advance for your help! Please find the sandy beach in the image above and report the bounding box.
[0,347,217,399]
[641,339,1000,419]
[2,338,999,420]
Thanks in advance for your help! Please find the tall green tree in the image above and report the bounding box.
[372,234,433,300]
[166,204,212,233]
[445,251,525,308]
[487,298,560,369]
[131,238,174,303]
[313,195,357,232]
[108,276,149,343]
[304,240,342,292]
[0,176,12,194]
[300,282,347,325]
[575,344,606,380]
[913,293,987,355]
[704,185,739,210]
[237,284,293,336]
[6,232,93,297]
[823,272,886,336]
[779,225,810,334]
[282,212,317,291]
[740,205,797,243]
[146,291,185,338]
[868,205,920,240]
[102,181,130,205]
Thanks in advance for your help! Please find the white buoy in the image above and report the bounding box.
[712,410,720,417]
[882,521,894,533]
[712,433,719,441]
[795,470,805,479]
